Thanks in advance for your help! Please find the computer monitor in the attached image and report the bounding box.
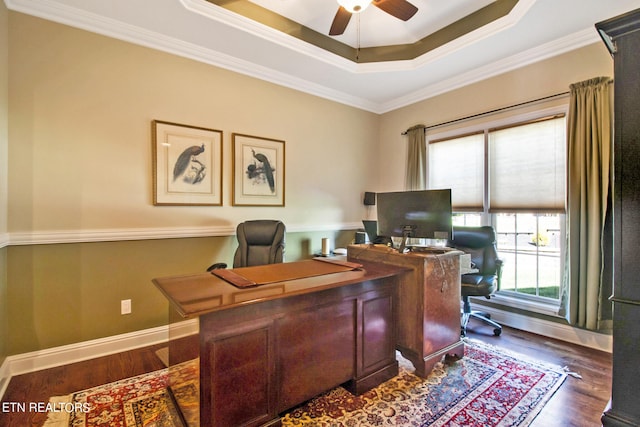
[362,220,392,246]
[376,189,452,252]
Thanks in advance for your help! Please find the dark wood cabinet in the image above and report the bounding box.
[347,245,465,377]
[597,8,640,427]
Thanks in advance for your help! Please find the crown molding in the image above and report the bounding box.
[4,0,602,115]
[379,27,601,113]
[186,0,533,69]
[4,0,380,112]
[180,0,359,72]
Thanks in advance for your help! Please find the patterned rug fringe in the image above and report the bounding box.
[465,338,583,379]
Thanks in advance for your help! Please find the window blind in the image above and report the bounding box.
[488,115,566,213]
[429,132,484,211]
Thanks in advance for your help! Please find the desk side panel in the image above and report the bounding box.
[348,244,464,377]
[201,317,277,427]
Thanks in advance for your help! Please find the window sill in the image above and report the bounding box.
[473,292,562,318]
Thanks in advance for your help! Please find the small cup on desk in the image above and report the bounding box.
[321,238,331,256]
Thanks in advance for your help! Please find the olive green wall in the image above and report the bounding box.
[0,248,7,366]
[6,229,354,355]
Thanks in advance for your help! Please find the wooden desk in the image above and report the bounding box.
[153,259,406,427]
[347,244,465,377]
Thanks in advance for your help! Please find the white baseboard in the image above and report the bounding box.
[472,303,612,353]
[0,360,11,402]
[0,310,611,401]
[0,319,198,400]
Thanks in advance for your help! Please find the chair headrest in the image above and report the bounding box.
[450,226,497,249]
[238,220,285,246]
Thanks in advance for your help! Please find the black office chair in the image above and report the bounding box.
[448,226,503,336]
[207,220,286,271]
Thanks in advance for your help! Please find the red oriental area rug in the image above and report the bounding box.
[43,340,567,427]
[282,340,567,426]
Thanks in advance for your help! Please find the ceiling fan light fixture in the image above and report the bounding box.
[336,0,373,14]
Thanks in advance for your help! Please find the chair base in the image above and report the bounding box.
[461,297,502,337]
[461,311,502,336]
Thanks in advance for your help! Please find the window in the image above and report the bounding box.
[428,112,567,305]
[494,213,563,300]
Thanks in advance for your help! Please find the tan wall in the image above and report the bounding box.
[6,12,378,355]
[8,13,379,234]
[1,1,9,366]
[376,43,614,192]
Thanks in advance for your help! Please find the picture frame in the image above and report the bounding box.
[152,120,223,206]
[232,133,285,206]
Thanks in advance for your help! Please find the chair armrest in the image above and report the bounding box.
[207,262,228,272]
[495,258,504,290]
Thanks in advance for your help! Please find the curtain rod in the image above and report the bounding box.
[401,91,570,135]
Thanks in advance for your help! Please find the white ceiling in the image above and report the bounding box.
[6,0,640,113]
[248,0,496,48]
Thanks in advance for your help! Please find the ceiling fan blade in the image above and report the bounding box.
[329,6,352,36]
[373,0,418,21]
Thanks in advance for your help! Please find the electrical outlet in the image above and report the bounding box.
[121,299,132,315]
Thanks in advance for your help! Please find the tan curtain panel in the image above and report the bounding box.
[405,125,427,191]
[562,76,612,330]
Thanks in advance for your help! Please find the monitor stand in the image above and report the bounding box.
[398,226,413,254]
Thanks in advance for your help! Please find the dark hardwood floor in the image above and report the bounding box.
[0,342,169,427]
[0,321,612,427]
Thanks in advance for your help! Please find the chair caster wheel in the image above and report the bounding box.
[493,328,502,336]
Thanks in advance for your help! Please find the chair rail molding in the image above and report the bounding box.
[7,222,364,245]
[0,233,9,249]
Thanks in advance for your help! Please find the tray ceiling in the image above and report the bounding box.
[6,0,640,113]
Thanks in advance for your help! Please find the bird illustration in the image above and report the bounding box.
[173,144,205,182]
[251,148,275,193]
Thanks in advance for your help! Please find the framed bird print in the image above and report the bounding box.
[232,133,285,206]
[152,120,223,206]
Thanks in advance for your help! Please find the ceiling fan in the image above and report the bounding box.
[329,0,419,36]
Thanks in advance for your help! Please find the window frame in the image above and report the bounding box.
[426,105,568,313]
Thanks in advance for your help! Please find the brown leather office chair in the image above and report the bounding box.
[208,220,286,270]
[448,226,503,336]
